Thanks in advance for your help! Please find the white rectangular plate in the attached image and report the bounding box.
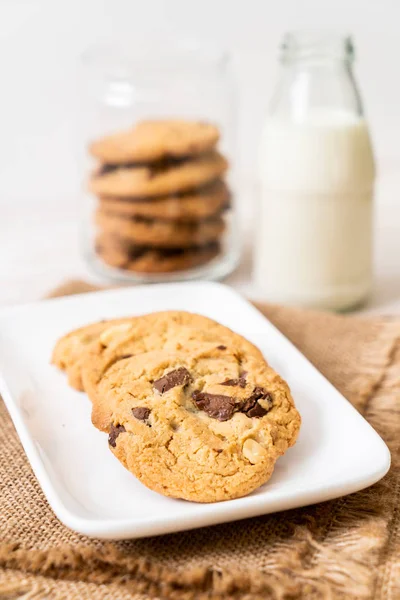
[0,282,390,540]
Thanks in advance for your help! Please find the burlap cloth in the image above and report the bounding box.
[1,280,400,600]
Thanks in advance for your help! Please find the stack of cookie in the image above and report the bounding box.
[52,311,301,502]
[88,120,230,274]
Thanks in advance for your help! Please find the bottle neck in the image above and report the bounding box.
[270,33,363,121]
[281,31,354,63]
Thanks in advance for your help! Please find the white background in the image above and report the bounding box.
[1,0,400,309]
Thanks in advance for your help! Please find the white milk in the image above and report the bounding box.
[255,110,375,310]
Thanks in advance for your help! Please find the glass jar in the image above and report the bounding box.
[79,41,240,282]
[255,32,375,311]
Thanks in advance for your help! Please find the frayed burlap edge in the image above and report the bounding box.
[1,281,399,600]
[0,538,341,600]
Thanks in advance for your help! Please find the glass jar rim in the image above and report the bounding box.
[281,30,355,63]
[81,38,230,78]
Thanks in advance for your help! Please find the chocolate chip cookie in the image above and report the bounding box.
[89,120,220,164]
[99,344,300,502]
[89,151,228,198]
[80,311,268,433]
[95,209,225,248]
[96,236,221,273]
[51,318,134,390]
[52,311,301,502]
[98,179,230,222]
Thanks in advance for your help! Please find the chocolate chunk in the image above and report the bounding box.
[132,407,151,422]
[154,367,192,394]
[220,378,236,386]
[108,423,126,447]
[252,387,273,403]
[241,387,273,418]
[217,345,227,350]
[221,372,247,388]
[241,400,268,418]
[192,391,236,421]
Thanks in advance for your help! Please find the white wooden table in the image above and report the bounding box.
[2,171,400,314]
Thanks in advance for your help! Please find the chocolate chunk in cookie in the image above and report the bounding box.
[154,367,192,394]
[221,371,247,388]
[192,391,236,422]
[132,407,151,422]
[241,388,273,418]
[241,399,267,418]
[108,423,126,447]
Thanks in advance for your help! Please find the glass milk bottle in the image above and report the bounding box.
[255,32,375,311]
